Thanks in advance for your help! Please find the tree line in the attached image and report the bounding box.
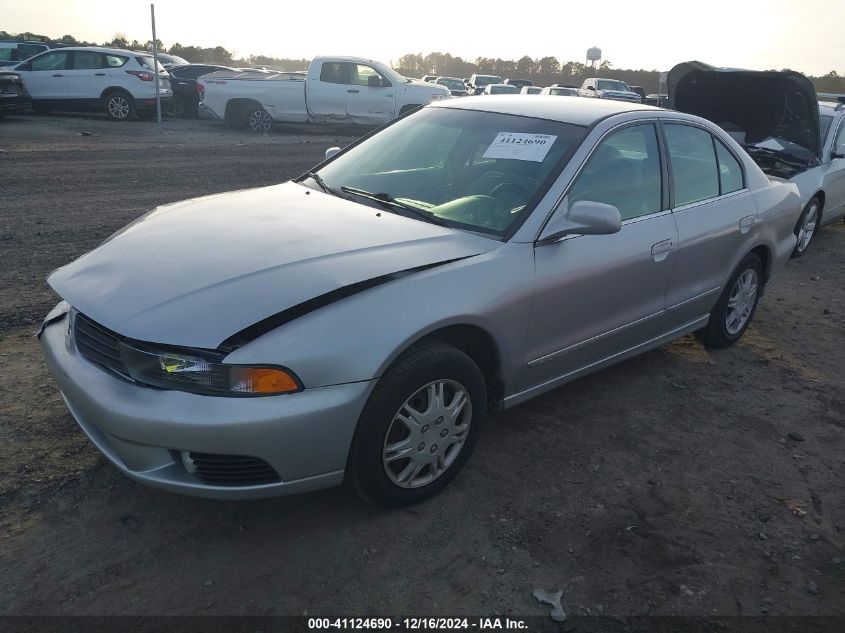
[3,31,844,94]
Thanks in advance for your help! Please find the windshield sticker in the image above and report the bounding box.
[482,133,557,162]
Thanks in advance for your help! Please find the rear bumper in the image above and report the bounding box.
[39,306,375,499]
[196,104,220,121]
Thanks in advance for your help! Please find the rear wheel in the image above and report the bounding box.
[103,90,135,121]
[347,342,486,508]
[792,197,820,258]
[695,253,763,348]
[245,106,272,133]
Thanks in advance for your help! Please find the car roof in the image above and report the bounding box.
[41,46,143,56]
[434,95,658,125]
[818,101,842,114]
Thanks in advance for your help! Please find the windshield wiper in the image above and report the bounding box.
[303,171,342,197]
[340,186,449,226]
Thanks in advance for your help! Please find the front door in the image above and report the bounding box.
[345,63,394,125]
[17,50,70,100]
[521,122,678,391]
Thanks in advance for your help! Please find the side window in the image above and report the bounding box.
[319,62,346,85]
[714,139,744,194]
[664,124,719,207]
[105,54,128,68]
[29,51,70,71]
[567,123,663,221]
[20,44,48,59]
[349,64,388,87]
[72,51,104,70]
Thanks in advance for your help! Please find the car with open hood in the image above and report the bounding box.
[668,61,845,256]
[40,96,800,507]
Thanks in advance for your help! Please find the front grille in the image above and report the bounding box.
[188,452,281,486]
[73,312,130,377]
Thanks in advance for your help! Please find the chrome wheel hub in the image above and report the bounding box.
[383,379,472,489]
[796,203,818,252]
[725,269,758,335]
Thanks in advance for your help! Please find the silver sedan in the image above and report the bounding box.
[40,97,801,507]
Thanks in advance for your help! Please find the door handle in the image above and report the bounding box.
[95,72,106,76]
[52,74,63,77]
[346,89,359,94]
[739,214,756,233]
[651,238,674,262]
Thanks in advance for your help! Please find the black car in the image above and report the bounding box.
[0,70,31,116]
[167,64,234,117]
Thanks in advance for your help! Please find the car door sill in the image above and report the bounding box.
[505,315,709,409]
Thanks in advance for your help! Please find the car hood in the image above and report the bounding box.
[667,60,821,158]
[598,89,640,100]
[48,182,498,349]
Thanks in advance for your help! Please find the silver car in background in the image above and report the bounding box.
[39,97,800,507]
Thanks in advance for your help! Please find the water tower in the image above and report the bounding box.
[586,46,602,68]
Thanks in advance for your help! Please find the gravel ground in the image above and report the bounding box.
[0,113,843,621]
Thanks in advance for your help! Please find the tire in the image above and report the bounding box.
[347,342,486,508]
[245,106,272,133]
[791,197,821,258]
[103,90,135,121]
[695,252,764,349]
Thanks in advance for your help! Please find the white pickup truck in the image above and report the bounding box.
[198,55,451,132]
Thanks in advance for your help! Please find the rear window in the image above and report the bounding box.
[105,54,128,68]
[135,56,166,72]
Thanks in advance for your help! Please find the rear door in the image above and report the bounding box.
[521,122,679,389]
[306,61,348,120]
[16,50,70,100]
[64,50,106,100]
[345,62,394,124]
[821,116,845,221]
[662,121,756,322]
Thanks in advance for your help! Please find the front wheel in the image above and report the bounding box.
[791,197,820,258]
[245,106,272,133]
[347,342,486,508]
[695,252,763,348]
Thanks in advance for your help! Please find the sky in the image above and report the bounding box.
[4,0,844,76]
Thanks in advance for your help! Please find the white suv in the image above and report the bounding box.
[12,46,173,120]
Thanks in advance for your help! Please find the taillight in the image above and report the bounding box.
[197,82,205,100]
[126,70,154,82]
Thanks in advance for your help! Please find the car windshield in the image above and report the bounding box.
[490,85,519,94]
[549,88,576,96]
[820,114,833,141]
[438,78,464,90]
[0,46,14,61]
[597,80,629,91]
[312,107,586,237]
[475,76,501,86]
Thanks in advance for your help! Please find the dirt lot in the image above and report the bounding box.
[1,113,844,621]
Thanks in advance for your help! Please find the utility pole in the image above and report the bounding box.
[150,3,162,124]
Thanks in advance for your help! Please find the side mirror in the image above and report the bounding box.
[325,147,341,160]
[367,75,381,88]
[538,200,622,244]
[586,85,595,91]
[17,63,31,71]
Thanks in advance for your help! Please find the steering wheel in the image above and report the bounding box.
[490,181,532,202]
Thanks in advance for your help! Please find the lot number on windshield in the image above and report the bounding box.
[483,132,557,162]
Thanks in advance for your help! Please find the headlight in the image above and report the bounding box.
[430,93,448,101]
[119,342,300,396]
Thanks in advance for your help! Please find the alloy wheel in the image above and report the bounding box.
[107,95,131,119]
[796,202,819,254]
[725,269,758,335]
[248,109,272,133]
[382,379,472,489]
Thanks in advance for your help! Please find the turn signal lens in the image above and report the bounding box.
[230,367,299,394]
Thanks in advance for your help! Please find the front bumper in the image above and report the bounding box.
[0,93,32,114]
[39,309,375,499]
